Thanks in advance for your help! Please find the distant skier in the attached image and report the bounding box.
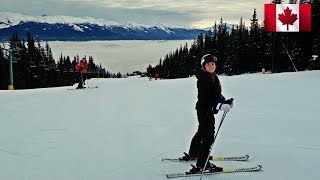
[75,58,88,89]
[179,54,234,173]
[155,73,159,80]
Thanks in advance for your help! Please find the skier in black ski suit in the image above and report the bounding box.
[179,54,234,173]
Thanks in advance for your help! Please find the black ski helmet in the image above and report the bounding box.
[200,54,217,66]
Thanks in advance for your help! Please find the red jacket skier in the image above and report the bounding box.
[75,59,88,89]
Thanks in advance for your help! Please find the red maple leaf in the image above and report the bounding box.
[278,6,298,31]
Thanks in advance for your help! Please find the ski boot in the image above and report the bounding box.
[179,152,197,161]
[179,152,214,161]
[186,162,223,174]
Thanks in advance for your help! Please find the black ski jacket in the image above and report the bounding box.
[195,70,225,113]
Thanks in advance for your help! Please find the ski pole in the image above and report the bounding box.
[199,98,234,180]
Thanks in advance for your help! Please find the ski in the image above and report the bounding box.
[162,154,249,162]
[166,165,262,178]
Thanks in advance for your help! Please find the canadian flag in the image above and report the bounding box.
[264,4,311,32]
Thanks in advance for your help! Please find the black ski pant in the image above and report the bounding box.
[188,109,215,168]
[77,73,87,88]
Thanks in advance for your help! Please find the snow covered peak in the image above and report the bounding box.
[0,12,200,30]
[0,12,120,29]
[0,12,205,41]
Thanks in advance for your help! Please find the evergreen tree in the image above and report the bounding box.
[260,26,273,72]
[58,53,64,72]
[64,56,72,72]
[312,0,320,33]
[216,18,229,74]
[235,17,249,74]
[224,24,238,75]
[0,45,3,58]
[249,8,265,73]
[204,33,212,54]
[88,56,95,71]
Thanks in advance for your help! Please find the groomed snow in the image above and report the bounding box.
[0,71,319,180]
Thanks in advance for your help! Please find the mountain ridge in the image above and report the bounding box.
[0,12,206,41]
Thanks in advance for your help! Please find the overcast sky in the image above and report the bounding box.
[1,0,280,28]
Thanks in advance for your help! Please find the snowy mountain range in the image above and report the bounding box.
[0,12,207,41]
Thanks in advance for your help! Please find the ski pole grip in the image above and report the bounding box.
[225,98,234,104]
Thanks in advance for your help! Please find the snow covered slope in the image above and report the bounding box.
[0,71,319,179]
